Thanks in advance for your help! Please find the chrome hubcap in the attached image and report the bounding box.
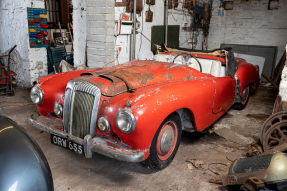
[242,86,248,101]
[160,128,174,153]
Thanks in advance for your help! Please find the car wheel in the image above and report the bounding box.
[232,85,250,110]
[143,113,182,169]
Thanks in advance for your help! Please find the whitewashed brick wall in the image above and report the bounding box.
[0,0,48,87]
[208,0,287,64]
[86,0,115,67]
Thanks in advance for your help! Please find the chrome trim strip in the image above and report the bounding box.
[90,90,101,137]
[28,115,145,162]
[90,136,145,163]
[63,89,72,133]
[64,79,101,137]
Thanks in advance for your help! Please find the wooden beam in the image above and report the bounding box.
[60,0,69,28]
[262,72,279,88]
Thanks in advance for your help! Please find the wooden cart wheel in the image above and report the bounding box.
[262,121,287,151]
[260,111,287,142]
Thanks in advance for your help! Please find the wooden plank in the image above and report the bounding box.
[262,72,279,88]
[60,0,69,28]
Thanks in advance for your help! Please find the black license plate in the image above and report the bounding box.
[51,134,84,156]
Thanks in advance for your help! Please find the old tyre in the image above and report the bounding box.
[232,85,250,110]
[262,121,287,151]
[143,113,182,169]
[260,111,287,142]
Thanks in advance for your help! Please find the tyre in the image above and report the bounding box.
[232,85,250,110]
[143,113,182,169]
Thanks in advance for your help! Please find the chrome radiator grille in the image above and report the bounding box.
[63,79,101,138]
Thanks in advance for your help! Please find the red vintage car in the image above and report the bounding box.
[28,48,259,169]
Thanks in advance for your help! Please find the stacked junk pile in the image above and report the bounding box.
[222,46,287,191]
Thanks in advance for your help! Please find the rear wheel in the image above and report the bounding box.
[143,113,182,169]
[232,85,250,110]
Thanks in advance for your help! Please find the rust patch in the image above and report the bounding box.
[106,141,121,149]
[163,71,173,79]
[36,116,63,129]
[106,84,127,96]
[82,61,195,96]
[183,70,193,80]
[90,75,128,96]
[183,75,193,81]
[164,62,175,69]
[110,69,154,86]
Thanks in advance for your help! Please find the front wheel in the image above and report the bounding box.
[232,85,250,110]
[143,113,182,169]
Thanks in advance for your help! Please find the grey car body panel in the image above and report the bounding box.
[0,115,53,191]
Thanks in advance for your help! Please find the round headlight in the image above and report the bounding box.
[116,108,136,133]
[97,116,110,132]
[53,102,63,117]
[30,86,43,105]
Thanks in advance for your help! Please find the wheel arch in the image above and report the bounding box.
[175,108,197,132]
[235,62,260,96]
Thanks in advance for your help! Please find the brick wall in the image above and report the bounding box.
[208,0,287,63]
[0,0,48,87]
[86,0,115,67]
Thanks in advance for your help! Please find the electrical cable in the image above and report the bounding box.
[226,156,235,162]
[208,162,227,175]
[102,47,122,68]
[179,40,188,46]
[138,32,152,43]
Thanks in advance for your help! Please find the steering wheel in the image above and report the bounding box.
[172,53,202,73]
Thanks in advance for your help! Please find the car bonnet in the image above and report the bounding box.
[78,60,202,97]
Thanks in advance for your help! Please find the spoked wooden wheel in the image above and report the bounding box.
[156,121,178,160]
[260,111,287,142]
[262,121,287,151]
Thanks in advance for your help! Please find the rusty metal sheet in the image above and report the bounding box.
[80,60,200,97]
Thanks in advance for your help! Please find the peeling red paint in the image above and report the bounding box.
[32,56,260,162]
[106,141,121,149]
[81,61,203,96]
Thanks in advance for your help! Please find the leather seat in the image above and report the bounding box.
[187,58,223,77]
[153,54,225,77]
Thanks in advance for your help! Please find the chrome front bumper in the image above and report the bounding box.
[28,115,145,162]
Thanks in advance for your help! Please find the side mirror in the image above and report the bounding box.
[0,107,3,115]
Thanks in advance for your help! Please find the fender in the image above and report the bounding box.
[99,78,217,159]
[36,69,100,116]
[234,59,260,96]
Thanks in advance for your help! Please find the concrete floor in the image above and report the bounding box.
[0,86,278,191]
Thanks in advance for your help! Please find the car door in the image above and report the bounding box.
[212,77,236,114]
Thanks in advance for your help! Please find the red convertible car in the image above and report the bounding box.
[28,48,259,169]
